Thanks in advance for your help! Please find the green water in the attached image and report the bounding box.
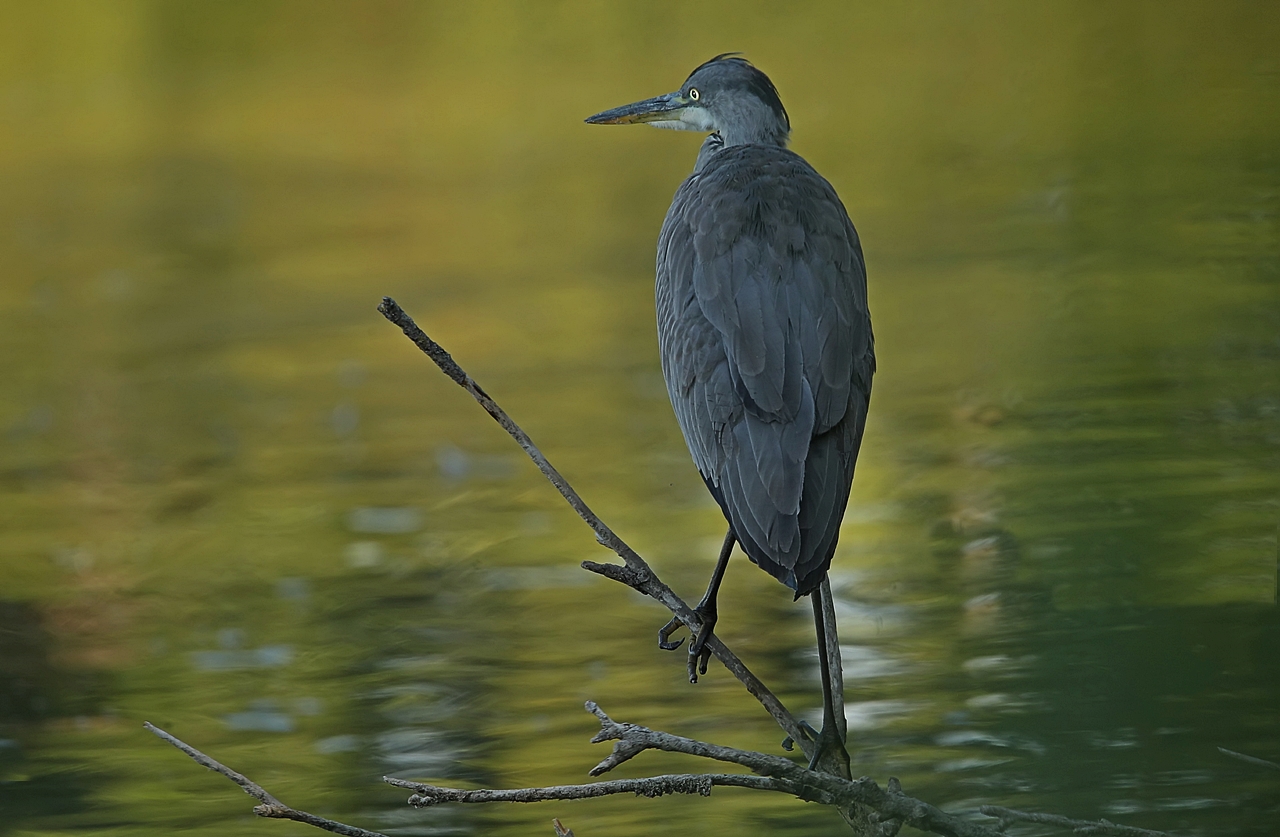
[1,3,1278,835]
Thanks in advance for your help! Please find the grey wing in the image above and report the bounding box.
[657,149,874,593]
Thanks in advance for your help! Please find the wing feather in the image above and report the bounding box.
[657,144,874,594]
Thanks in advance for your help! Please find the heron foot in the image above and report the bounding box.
[806,720,850,776]
[657,616,685,651]
[656,603,718,683]
[685,608,717,683]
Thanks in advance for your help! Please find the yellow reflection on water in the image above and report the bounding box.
[1,3,1278,835]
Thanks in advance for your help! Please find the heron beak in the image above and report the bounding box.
[585,91,691,126]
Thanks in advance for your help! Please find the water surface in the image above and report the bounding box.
[1,3,1278,835]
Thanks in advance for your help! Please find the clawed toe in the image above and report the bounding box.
[658,612,717,682]
[657,616,685,651]
[686,614,716,682]
[661,529,735,682]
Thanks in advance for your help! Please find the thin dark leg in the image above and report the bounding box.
[686,528,736,681]
[807,583,851,776]
[818,578,848,743]
[658,528,736,683]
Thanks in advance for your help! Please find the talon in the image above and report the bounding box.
[663,528,735,683]
[688,623,710,657]
[686,605,717,680]
[658,616,686,652]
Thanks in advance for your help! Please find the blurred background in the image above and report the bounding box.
[1,2,1278,835]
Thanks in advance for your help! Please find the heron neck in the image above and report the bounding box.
[723,134,788,149]
[718,121,790,149]
[713,99,790,148]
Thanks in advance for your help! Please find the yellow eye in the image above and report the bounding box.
[688,87,700,101]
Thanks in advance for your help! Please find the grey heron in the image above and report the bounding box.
[586,54,874,771]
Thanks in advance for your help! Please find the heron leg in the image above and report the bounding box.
[806,585,851,776]
[686,529,736,681]
[657,529,736,684]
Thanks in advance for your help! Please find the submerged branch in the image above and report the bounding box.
[1217,746,1280,772]
[979,806,1179,837]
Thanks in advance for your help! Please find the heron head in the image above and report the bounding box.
[585,54,790,149]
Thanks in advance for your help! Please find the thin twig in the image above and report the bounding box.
[144,723,388,837]
[1218,746,1280,771]
[378,297,812,756]
[583,700,807,779]
[979,806,1179,837]
[387,773,791,806]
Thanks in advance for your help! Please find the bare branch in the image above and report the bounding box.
[386,772,791,807]
[384,702,1000,837]
[1218,746,1280,771]
[144,723,388,837]
[551,818,574,837]
[578,704,1006,837]
[378,297,811,755]
[584,700,807,779]
[979,806,1179,837]
[145,692,997,837]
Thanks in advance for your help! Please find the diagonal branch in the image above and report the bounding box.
[144,723,388,837]
[378,297,813,756]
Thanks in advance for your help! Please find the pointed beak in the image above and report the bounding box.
[585,91,690,125]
